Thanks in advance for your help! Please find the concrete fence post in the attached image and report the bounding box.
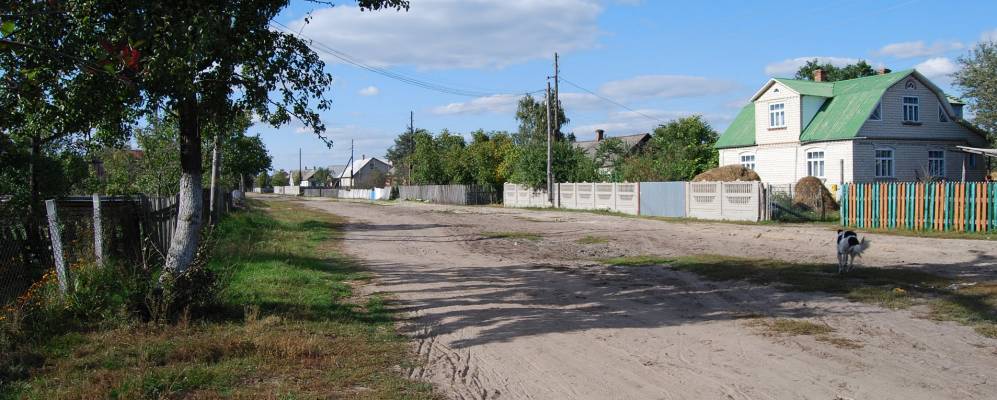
[45,199,69,296]
[92,193,104,266]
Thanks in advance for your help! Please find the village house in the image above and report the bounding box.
[574,129,651,170]
[715,69,989,189]
[338,155,391,188]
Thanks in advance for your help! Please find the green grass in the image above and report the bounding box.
[2,200,439,399]
[602,255,672,267]
[576,235,609,245]
[602,254,997,338]
[480,231,542,241]
[750,318,833,335]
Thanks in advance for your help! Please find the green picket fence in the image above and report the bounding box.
[841,182,997,232]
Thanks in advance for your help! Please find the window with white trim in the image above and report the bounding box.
[869,101,882,120]
[875,149,894,178]
[928,150,945,177]
[938,105,948,122]
[902,96,919,122]
[769,103,785,128]
[740,154,755,170]
[806,150,825,178]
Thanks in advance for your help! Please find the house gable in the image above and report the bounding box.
[754,81,803,145]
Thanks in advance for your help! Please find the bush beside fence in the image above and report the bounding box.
[842,182,996,232]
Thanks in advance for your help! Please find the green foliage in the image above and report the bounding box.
[271,169,290,186]
[794,59,877,81]
[254,170,269,188]
[385,128,427,184]
[509,139,601,189]
[410,130,443,184]
[466,130,515,190]
[616,116,719,182]
[515,94,568,144]
[954,40,997,146]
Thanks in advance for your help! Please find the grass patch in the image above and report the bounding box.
[750,318,833,336]
[2,200,438,399]
[481,231,541,241]
[605,254,997,338]
[602,255,671,267]
[577,235,609,245]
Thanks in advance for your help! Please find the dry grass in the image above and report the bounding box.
[747,318,863,349]
[2,200,439,399]
[602,255,671,267]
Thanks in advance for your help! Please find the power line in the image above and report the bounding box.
[271,21,543,98]
[559,76,667,124]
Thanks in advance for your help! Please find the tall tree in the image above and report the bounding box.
[514,94,567,145]
[386,127,428,185]
[794,59,877,81]
[954,40,997,146]
[617,116,719,182]
[12,0,408,275]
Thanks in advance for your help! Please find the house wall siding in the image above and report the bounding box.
[754,82,802,146]
[858,75,987,146]
[720,141,853,185]
[852,139,988,182]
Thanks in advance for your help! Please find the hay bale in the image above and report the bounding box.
[692,165,761,182]
[793,176,838,212]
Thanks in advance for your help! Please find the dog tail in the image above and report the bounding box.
[852,237,871,256]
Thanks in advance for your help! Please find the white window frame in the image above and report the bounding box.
[806,150,825,178]
[739,153,756,170]
[869,101,882,121]
[902,96,919,122]
[875,148,895,179]
[769,103,786,128]
[928,149,945,177]
[938,105,948,123]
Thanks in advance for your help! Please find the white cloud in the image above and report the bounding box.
[358,86,380,96]
[982,28,997,43]
[599,75,738,101]
[431,94,520,115]
[875,40,964,58]
[915,57,959,83]
[572,109,733,138]
[764,56,862,77]
[287,0,603,69]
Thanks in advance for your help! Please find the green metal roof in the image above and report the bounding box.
[773,78,834,97]
[947,95,966,105]
[714,104,755,149]
[716,70,916,149]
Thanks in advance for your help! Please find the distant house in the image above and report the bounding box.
[338,156,391,188]
[290,168,320,187]
[715,69,989,186]
[573,129,651,168]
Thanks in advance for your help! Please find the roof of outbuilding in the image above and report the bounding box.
[573,133,651,158]
[716,69,970,149]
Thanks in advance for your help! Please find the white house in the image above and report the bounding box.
[715,69,989,188]
[338,156,391,188]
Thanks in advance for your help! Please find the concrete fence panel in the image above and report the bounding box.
[615,183,638,215]
[638,182,687,218]
[688,182,722,220]
[722,182,762,222]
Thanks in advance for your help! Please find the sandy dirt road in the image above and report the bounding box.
[293,198,997,400]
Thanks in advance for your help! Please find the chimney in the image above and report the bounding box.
[813,68,827,82]
[877,67,892,75]
[362,154,366,160]
[595,129,605,141]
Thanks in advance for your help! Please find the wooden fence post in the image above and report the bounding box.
[92,193,104,266]
[44,199,68,296]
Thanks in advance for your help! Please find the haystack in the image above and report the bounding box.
[793,176,839,212]
[692,165,761,182]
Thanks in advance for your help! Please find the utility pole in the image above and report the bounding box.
[545,81,553,204]
[350,139,355,189]
[553,52,559,138]
[298,147,302,186]
[409,111,414,185]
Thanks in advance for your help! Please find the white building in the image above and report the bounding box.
[338,156,391,188]
[716,69,989,189]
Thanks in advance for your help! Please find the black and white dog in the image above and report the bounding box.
[836,230,870,274]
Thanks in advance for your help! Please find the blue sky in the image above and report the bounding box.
[256,0,997,171]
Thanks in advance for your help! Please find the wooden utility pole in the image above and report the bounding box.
[350,139,355,189]
[298,147,302,186]
[553,52,559,138]
[546,81,553,204]
[409,111,414,185]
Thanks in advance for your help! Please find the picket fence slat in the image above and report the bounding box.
[841,181,996,233]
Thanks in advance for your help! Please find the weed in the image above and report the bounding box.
[577,235,609,245]
[481,231,542,241]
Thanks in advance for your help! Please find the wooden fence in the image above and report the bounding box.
[841,182,997,232]
[399,185,498,205]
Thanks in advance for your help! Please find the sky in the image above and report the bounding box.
[256,0,997,171]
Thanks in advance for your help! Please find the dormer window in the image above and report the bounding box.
[869,101,882,121]
[769,103,786,128]
[939,105,948,122]
[902,96,919,122]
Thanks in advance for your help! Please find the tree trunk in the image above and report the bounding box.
[164,96,203,275]
[26,135,42,265]
[209,133,221,225]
